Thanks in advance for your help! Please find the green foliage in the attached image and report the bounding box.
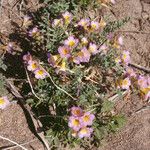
[101,100,115,112]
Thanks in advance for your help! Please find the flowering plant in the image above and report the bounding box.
[1,0,149,149]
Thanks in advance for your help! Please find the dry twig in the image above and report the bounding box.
[129,62,150,73]
[0,135,27,150]
[24,67,42,101]
[3,139,37,150]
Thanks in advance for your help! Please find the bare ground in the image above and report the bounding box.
[0,0,150,150]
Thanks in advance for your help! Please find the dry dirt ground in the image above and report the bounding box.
[0,0,150,150]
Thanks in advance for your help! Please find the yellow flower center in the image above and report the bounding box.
[122,79,128,86]
[64,15,70,20]
[73,119,80,126]
[31,63,38,69]
[62,49,68,55]
[73,109,81,116]
[80,128,88,134]
[91,24,97,30]
[69,40,75,47]
[37,70,44,75]
[0,98,5,105]
[89,46,95,53]
[83,115,90,122]
[122,54,127,59]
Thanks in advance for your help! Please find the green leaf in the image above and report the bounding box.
[101,100,114,112]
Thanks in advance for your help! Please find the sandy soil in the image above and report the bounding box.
[0,0,150,150]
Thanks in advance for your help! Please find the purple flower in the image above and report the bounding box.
[29,27,39,37]
[121,50,131,65]
[23,52,32,63]
[47,53,60,67]
[0,96,10,109]
[71,107,83,117]
[118,36,123,45]
[78,127,93,139]
[110,0,116,4]
[34,69,48,79]
[90,21,99,31]
[27,60,39,72]
[62,11,72,24]
[52,19,63,28]
[81,47,91,62]
[58,46,71,59]
[137,75,148,89]
[80,112,95,126]
[6,42,14,53]
[64,36,79,48]
[78,18,90,30]
[73,47,91,64]
[68,116,82,131]
[125,67,136,78]
[88,43,99,55]
[81,37,88,46]
[120,77,131,90]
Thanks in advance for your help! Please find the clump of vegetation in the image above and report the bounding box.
[0,0,149,149]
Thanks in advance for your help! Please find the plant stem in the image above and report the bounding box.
[0,135,28,150]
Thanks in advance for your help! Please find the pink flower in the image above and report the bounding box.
[110,0,116,4]
[81,37,88,46]
[52,19,63,27]
[137,76,148,89]
[0,96,10,109]
[71,107,83,117]
[73,53,83,64]
[120,77,131,90]
[121,50,130,65]
[34,69,48,79]
[58,46,71,58]
[47,53,60,67]
[78,127,93,138]
[64,36,79,48]
[81,47,91,62]
[88,43,98,55]
[78,18,90,30]
[29,27,39,37]
[80,112,95,126]
[90,21,99,31]
[68,116,82,131]
[125,67,136,78]
[27,60,39,72]
[6,42,14,53]
[23,52,32,63]
[62,11,72,24]
[118,36,123,45]
[73,47,91,64]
